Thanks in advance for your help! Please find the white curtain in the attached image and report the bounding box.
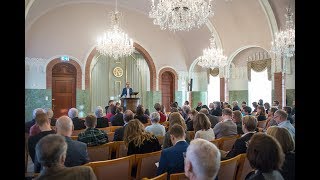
[90,52,150,113]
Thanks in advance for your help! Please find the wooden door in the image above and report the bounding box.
[161,72,174,113]
[52,63,76,118]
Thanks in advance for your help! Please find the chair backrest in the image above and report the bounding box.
[110,126,123,132]
[186,131,195,140]
[135,150,162,180]
[70,136,78,140]
[210,138,222,149]
[170,172,188,180]
[236,153,254,180]
[142,172,168,180]
[97,127,109,133]
[219,135,240,151]
[156,136,164,147]
[87,142,114,162]
[71,129,84,136]
[114,141,128,158]
[257,120,267,129]
[107,132,115,142]
[84,155,135,180]
[218,154,241,180]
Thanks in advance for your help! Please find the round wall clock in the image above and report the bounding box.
[113,67,123,77]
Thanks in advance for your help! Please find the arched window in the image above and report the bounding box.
[248,68,271,108]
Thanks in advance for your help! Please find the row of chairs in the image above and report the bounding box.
[210,134,241,152]
[71,126,123,136]
[142,153,253,180]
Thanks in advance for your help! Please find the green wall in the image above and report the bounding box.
[25,89,52,122]
[229,90,248,105]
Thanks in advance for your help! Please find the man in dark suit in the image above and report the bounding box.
[113,110,134,141]
[120,82,133,98]
[157,124,189,177]
[110,107,125,126]
[34,134,96,180]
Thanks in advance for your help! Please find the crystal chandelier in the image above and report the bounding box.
[149,0,213,31]
[271,7,295,58]
[96,1,134,59]
[197,35,227,69]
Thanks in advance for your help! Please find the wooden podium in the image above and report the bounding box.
[121,97,140,113]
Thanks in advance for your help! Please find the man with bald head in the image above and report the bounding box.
[55,116,89,167]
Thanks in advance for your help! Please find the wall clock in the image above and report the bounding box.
[113,67,123,77]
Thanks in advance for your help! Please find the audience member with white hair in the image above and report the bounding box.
[68,108,85,130]
[44,108,57,126]
[184,138,221,180]
[145,112,166,136]
[34,134,96,180]
[25,108,45,133]
[95,106,109,128]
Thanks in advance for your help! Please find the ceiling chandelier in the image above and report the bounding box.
[197,34,227,69]
[96,0,134,59]
[149,0,213,31]
[271,7,295,58]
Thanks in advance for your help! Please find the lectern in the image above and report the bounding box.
[121,97,140,113]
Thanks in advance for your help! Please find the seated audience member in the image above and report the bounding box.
[105,104,116,120]
[154,103,167,123]
[105,100,114,115]
[211,101,222,116]
[144,108,150,116]
[245,133,285,180]
[157,124,189,177]
[55,116,89,168]
[134,105,150,124]
[94,106,109,128]
[251,102,258,116]
[224,115,257,159]
[185,109,198,131]
[265,107,278,129]
[195,102,203,112]
[272,100,280,109]
[163,112,188,149]
[193,113,215,141]
[124,119,161,155]
[45,108,57,127]
[263,102,271,114]
[241,101,247,111]
[232,110,244,134]
[199,108,219,128]
[232,101,240,111]
[110,107,125,126]
[274,109,295,139]
[34,134,96,180]
[283,106,294,124]
[68,108,85,130]
[184,139,221,180]
[242,106,252,116]
[28,112,56,165]
[213,108,237,138]
[145,112,166,137]
[266,126,295,180]
[77,115,109,146]
[181,105,191,121]
[25,108,45,133]
[113,110,134,141]
[256,106,267,121]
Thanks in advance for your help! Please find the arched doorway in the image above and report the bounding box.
[161,72,175,112]
[52,62,77,118]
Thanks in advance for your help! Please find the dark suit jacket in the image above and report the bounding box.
[35,165,96,180]
[280,152,295,180]
[157,141,189,176]
[96,117,109,128]
[225,132,254,159]
[110,113,124,126]
[120,87,133,97]
[72,117,86,130]
[34,136,89,173]
[28,130,56,163]
[113,124,127,141]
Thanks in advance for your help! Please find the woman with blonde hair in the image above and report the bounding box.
[163,112,188,149]
[123,119,161,155]
[193,113,215,141]
[266,126,295,180]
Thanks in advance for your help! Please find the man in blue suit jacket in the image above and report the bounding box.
[120,82,133,98]
[157,124,189,178]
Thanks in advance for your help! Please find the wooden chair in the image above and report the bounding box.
[87,142,114,162]
[186,131,195,140]
[98,127,109,133]
[210,138,222,148]
[107,132,115,142]
[135,150,162,180]
[218,135,240,151]
[236,153,254,180]
[170,172,188,180]
[109,126,122,132]
[114,141,128,158]
[156,135,164,147]
[218,153,241,180]
[142,172,168,180]
[84,155,135,180]
[70,136,78,140]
